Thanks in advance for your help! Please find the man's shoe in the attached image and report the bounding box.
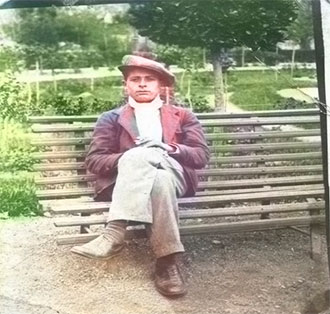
[155,261,187,297]
[70,234,124,260]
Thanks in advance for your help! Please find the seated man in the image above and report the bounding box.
[71,54,209,297]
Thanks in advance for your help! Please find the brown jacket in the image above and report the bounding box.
[85,103,210,201]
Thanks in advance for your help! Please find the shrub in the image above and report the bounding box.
[41,93,120,115]
[182,95,212,113]
[0,47,21,72]
[0,172,42,217]
[274,97,315,110]
[0,118,37,172]
[86,98,119,114]
[42,93,87,116]
[0,74,31,122]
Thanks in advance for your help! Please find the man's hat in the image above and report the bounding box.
[118,55,175,86]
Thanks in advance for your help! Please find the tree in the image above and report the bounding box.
[5,7,133,69]
[286,0,313,50]
[286,0,313,77]
[128,0,297,111]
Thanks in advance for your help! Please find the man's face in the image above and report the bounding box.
[124,68,162,103]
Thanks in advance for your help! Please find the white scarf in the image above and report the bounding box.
[128,95,163,142]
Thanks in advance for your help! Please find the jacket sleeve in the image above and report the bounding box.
[85,111,123,176]
[170,109,210,169]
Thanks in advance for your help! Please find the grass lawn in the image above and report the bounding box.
[227,69,317,111]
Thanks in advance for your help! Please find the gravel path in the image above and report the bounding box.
[0,217,329,314]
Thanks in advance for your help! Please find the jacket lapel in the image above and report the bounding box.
[161,104,181,144]
[117,105,139,140]
[117,103,181,144]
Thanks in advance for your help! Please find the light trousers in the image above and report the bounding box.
[107,147,188,257]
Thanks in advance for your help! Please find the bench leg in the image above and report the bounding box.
[309,199,323,261]
[310,211,323,261]
[260,185,271,219]
[80,213,90,234]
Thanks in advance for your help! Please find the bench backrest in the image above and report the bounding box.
[28,108,323,202]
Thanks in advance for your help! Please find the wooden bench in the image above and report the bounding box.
[28,108,325,258]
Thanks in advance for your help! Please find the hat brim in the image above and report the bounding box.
[118,65,175,86]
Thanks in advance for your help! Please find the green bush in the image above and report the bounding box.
[0,74,31,122]
[181,94,212,113]
[274,97,315,110]
[0,118,37,172]
[0,47,21,72]
[41,93,88,115]
[86,98,119,114]
[0,172,42,217]
[41,93,119,115]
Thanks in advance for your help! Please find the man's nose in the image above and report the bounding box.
[139,79,147,87]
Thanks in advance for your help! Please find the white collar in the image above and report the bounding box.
[128,95,163,110]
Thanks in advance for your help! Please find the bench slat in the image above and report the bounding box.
[27,109,320,124]
[31,150,323,162]
[31,130,321,146]
[56,215,324,245]
[46,188,324,213]
[35,173,323,188]
[42,183,324,200]
[195,184,324,196]
[54,200,325,227]
[198,175,323,189]
[29,113,320,125]
[30,143,321,157]
[33,161,322,173]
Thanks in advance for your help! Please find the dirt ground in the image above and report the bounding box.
[0,217,329,314]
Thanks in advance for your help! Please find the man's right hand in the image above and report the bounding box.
[134,137,175,153]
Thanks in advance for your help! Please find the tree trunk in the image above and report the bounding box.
[211,50,225,112]
[185,75,192,110]
[180,69,186,92]
[241,46,245,67]
[203,48,207,68]
[291,48,296,78]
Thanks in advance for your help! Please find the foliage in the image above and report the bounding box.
[129,0,297,52]
[5,7,133,69]
[187,95,212,113]
[40,93,119,115]
[232,48,315,66]
[41,93,87,116]
[155,44,204,70]
[286,0,313,49]
[0,47,21,71]
[0,74,38,122]
[274,97,315,110]
[0,118,37,172]
[0,172,42,217]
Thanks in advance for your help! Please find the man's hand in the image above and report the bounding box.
[135,137,175,153]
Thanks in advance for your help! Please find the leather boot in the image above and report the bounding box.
[70,220,127,260]
[154,253,187,297]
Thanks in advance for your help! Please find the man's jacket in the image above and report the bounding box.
[85,103,210,201]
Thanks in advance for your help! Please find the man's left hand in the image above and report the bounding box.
[135,137,175,153]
